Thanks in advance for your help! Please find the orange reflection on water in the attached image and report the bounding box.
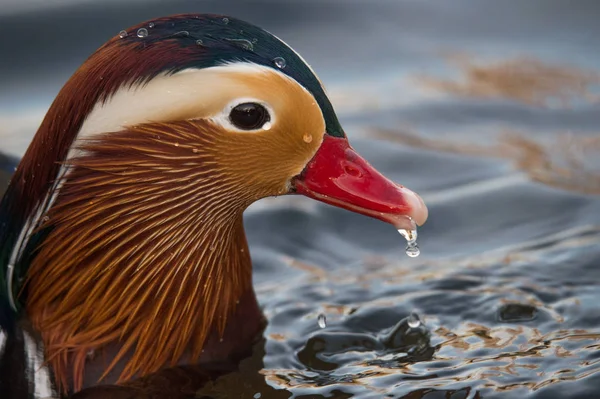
[415,53,600,107]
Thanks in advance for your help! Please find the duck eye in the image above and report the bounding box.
[229,102,270,130]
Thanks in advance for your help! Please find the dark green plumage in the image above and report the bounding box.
[117,14,345,138]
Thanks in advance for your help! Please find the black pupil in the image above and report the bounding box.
[229,102,269,130]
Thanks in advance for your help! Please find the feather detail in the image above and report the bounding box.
[0,12,338,308]
[24,121,256,393]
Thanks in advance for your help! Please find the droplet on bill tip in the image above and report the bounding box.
[398,217,420,257]
[405,245,420,257]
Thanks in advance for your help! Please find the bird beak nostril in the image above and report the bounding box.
[343,163,362,177]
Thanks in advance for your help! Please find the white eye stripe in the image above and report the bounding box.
[209,97,276,133]
[76,63,283,143]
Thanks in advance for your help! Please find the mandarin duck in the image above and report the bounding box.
[0,14,428,398]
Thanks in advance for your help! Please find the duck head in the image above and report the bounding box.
[0,14,427,393]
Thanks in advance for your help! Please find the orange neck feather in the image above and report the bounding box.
[24,122,259,393]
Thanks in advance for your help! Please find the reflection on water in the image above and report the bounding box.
[416,54,600,107]
[371,128,600,195]
[1,1,600,398]
[241,230,600,398]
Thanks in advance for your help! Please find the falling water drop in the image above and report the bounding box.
[118,30,128,38]
[407,312,421,328]
[222,17,230,24]
[195,39,204,46]
[398,218,420,257]
[148,22,155,28]
[273,57,286,69]
[405,245,420,258]
[317,313,327,329]
[137,28,148,38]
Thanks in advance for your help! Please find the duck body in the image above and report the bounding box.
[0,14,427,398]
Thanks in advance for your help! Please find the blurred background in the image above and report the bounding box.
[2,1,600,398]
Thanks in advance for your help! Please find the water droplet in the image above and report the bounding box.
[219,338,224,343]
[195,39,204,46]
[254,393,262,399]
[398,218,420,257]
[407,312,421,328]
[225,38,254,51]
[174,142,179,147]
[148,22,155,28]
[317,313,327,328]
[137,28,148,38]
[272,57,286,69]
[406,246,420,257]
[118,30,128,38]
[303,133,313,143]
[222,17,229,24]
